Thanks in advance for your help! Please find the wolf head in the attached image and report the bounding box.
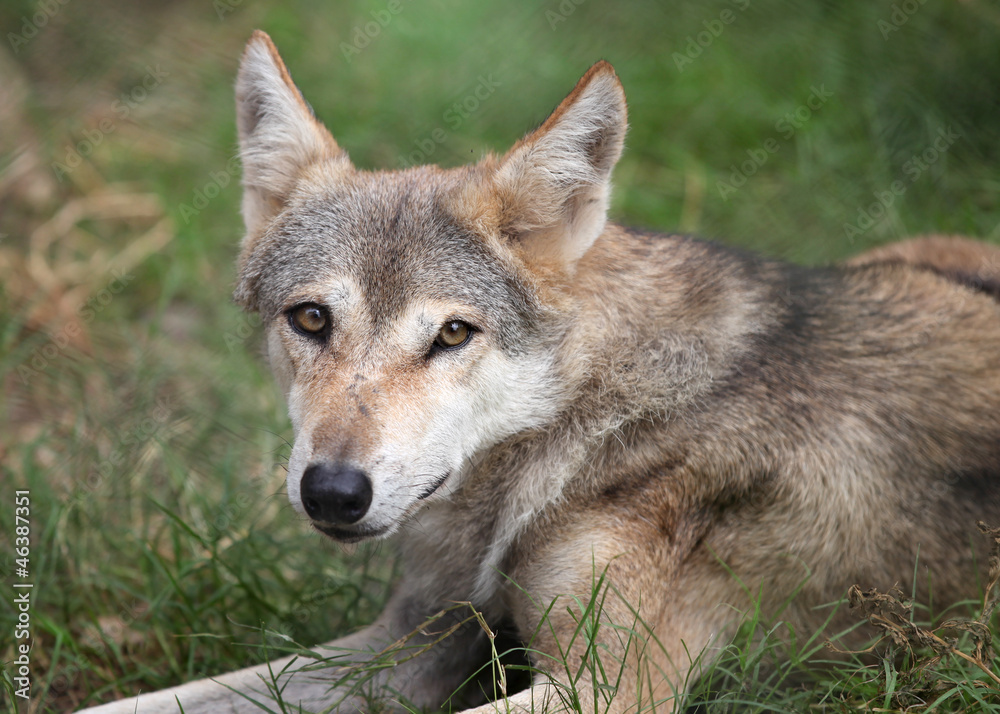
[234,31,627,542]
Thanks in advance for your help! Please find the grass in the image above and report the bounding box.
[2,0,1000,711]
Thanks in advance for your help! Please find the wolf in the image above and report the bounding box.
[82,30,1000,714]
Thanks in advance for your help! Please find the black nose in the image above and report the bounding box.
[300,463,373,525]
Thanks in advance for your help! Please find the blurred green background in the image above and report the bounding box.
[2,0,999,710]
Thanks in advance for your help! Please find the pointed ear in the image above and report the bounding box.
[493,61,627,268]
[236,30,348,238]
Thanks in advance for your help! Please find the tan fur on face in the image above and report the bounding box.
[276,276,567,537]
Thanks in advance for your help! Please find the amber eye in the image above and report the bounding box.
[434,320,472,350]
[289,304,328,335]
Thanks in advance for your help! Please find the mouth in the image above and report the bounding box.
[417,472,451,500]
[313,523,390,543]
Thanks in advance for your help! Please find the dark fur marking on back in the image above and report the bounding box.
[878,259,1000,301]
[952,467,1000,488]
[925,265,1000,301]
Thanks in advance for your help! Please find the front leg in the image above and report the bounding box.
[458,523,746,714]
[79,583,495,714]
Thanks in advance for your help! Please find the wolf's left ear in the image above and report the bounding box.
[493,61,627,268]
[236,30,347,239]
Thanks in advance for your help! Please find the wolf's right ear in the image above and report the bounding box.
[236,30,348,239]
